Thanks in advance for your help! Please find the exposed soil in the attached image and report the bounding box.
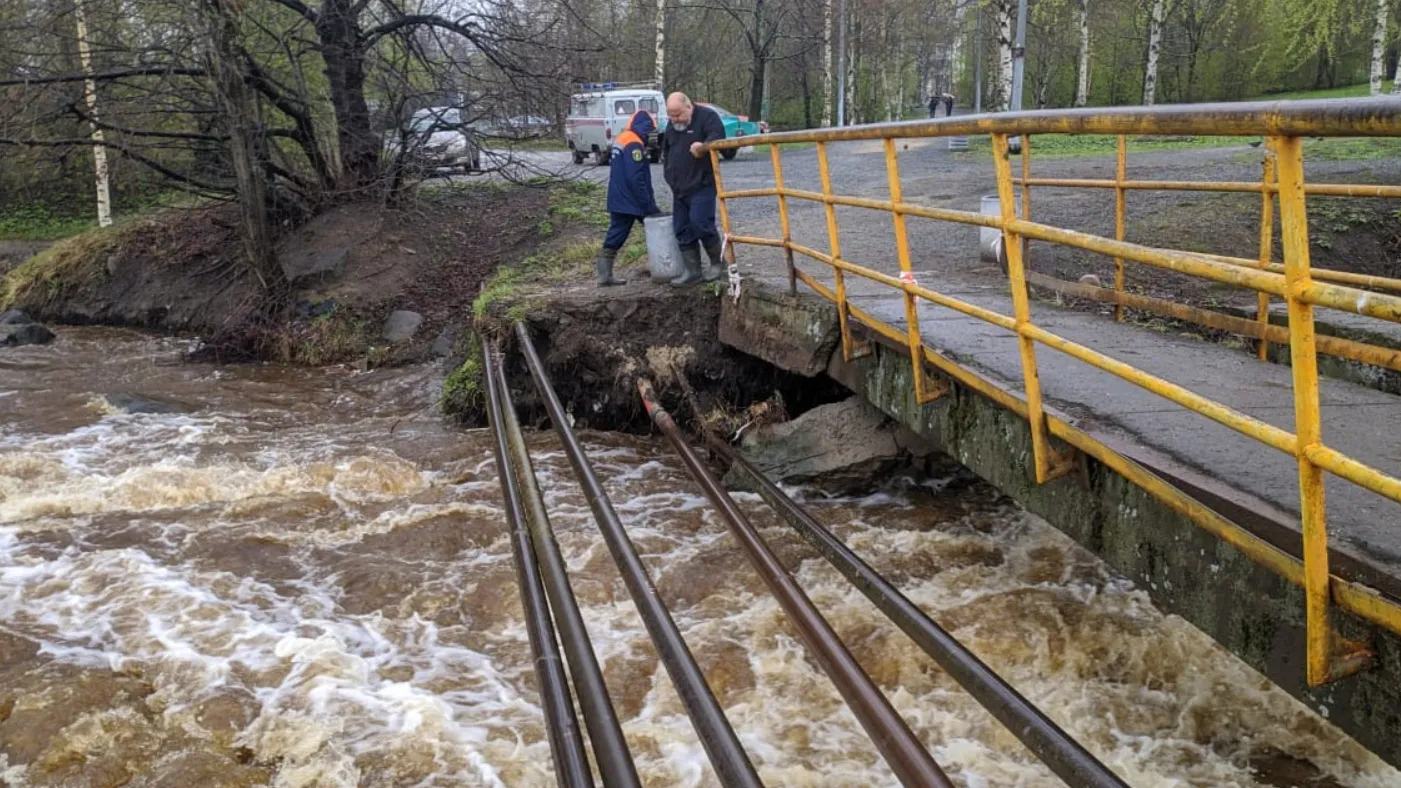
[454,285,851,433]
[3,187,551,364]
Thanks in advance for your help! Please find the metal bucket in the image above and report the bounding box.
[644,214,684,281]
[979,194,1020,269]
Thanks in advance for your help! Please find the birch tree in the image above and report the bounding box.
[1075,0,1091,106]
[821,0,833,126]
[997,0,1015,110]
[1143,0,1166,104]
[73,0,111,227]
[654,0,666,86]
[1370,0,1389,94]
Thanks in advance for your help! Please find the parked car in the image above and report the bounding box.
[566,82,666,166]
[506,115,554,136]
[700,104,768,160]
[389,106,481,172]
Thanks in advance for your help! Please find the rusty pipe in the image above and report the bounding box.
[637,379,954,788]
[708,437,1129,788]
[480,339,594,788]
[513,323,765,788]
[490,355,643,788]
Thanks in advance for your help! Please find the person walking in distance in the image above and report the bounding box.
[596,110,661,287]
[928,95,939,118]
[661,92,727,286]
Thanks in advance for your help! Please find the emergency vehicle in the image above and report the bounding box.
[565,82,666,166]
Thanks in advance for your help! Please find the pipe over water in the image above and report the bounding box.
[636,379,954,788]
[479,339,594,788]
[490,350,643,788]
[513,322,765,788]
[707,437,1130,788]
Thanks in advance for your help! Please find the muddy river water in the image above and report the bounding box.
[0,328,1397,787]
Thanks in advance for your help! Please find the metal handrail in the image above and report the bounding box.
[705,98,1401,146]
[492,353,643,788]
[514,323,765,788]
[480,340,594,788]
[638,380,955,788]
[702,101,1401,689]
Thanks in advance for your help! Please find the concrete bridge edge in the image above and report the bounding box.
[719,282,1401,769]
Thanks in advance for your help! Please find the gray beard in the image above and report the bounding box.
[672,123,688,131]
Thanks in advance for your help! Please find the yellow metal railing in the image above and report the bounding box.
[703,99,1401,688]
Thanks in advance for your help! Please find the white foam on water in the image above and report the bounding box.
[3,332,1399,787]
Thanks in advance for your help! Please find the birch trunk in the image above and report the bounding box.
[822,0,833,126]
[1075,0,1091,107]
[1143,0,1165,105]
[998,0,1014,111]
[654,0,666,86]
[1371,0,1389,95]
[74,1,112,228]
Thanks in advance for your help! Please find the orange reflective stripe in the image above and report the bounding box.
[615,130,643,149]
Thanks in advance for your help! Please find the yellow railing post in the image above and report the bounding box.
[884,138,947,404]
[1113,134,1127,322]
[818,141,867,359]
[1021,134,1032,266]
[1273,134,1372,686]
[710,149,738,271]
[993,133,1072,484]
[1257,151,1277,361]
[771,144,797,295]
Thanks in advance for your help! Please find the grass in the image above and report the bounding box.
[1250,82,1395,102]
[0,192,193,241]
[292,307,374,366]
[1,221,131,308]
[957,133,1248,160]
[470,178,646,318]
[442,334,484,413]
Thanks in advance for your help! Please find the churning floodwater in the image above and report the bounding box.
[0,328,1396,787]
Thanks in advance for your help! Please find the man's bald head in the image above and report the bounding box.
[666,92,694,126]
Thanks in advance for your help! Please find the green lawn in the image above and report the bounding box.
[1250,82,1395,102]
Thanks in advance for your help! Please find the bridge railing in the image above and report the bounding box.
[702,98,1401,689]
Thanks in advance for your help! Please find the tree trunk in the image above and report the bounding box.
[846,16,858,124]
[200,0,277,287]
[654,0,666,86]
[1075,0,1091,107]
[802,63,814,128]
[998,0,1014,111]
[1372,0,1390,95]
[1394,45,1401,93]
[747,0,765,120]
[1143,0,1165,105]
[73,0,111,228]
[822,0,834,127]
[316,0,378,190]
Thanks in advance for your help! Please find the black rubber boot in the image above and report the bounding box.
[701,236,725,282]
[670,244,704,287]
[595,247,626,287]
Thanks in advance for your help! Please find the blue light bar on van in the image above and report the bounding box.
[579,82,618,90]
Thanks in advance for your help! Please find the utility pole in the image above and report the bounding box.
[836,0,847,126]
[1010,0,1029,112]
[74,0,112,228]
[973,5,983,114]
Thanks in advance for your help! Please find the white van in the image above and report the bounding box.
[565,82,666,166]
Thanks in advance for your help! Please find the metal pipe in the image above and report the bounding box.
[490,357,643,788]
[636,380,954,788]
[513,323,765,788]
[708,438,1130,788]
[479,340,594,788]
[1010,0,1029,112]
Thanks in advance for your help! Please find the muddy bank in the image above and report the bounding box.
[0,185,552,364]
[449,286,851,433]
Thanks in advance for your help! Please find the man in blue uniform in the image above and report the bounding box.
[596,110,661,287]
[661,92,727,286]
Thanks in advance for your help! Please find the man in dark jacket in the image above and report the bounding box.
[597,110,661,286]
[662,92,727,286]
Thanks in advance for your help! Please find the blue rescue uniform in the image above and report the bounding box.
[602,111,661,250]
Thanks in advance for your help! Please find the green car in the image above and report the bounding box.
[700,104,769,160]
